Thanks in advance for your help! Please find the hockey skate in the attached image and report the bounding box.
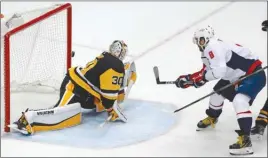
[196,116,218,131]
[229,130,253,155]
[251,124,266,141]
[8,109,33,135]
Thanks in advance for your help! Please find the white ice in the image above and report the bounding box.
[3,99,177,149]
[1,1,267,157]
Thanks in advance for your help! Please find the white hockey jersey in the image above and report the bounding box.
[202,38,262,82]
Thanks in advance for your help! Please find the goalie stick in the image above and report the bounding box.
[99,115,112,128]
[174,65,268,113]
[98,101,127,128]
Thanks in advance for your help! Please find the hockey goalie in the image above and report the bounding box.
[9,40,137,135]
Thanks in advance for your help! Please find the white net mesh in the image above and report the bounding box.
[9,6,67,92]
[1,4,71,132]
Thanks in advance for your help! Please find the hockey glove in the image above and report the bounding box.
[175,75,193,88]
[189,69,207,88]
[175,66,207,89]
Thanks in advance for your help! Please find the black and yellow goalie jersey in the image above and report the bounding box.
[67,52,125,109]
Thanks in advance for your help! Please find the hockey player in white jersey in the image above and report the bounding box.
[175,26,266,155]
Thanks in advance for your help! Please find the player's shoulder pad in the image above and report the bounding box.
[205,38,220,49]
[203,39,223,59]
[102,52,125,73]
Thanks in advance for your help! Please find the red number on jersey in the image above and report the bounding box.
[235,43,242,47]
[208,51,214,59]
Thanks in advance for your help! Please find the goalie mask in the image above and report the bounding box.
[193,25,214,52]
[109,40,128,61]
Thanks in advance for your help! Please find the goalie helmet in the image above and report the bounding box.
[192,25,215,51]
[109,40,128,61]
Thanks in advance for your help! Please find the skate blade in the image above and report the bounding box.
[8,124,31,136]
[250,134,263,141]
[229,147,254,156]
[196,125,215,131]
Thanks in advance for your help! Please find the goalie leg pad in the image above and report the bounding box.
[25,103,82,133]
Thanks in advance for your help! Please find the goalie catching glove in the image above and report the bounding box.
[175,64,207,88]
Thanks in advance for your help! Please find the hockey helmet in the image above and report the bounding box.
[109,40,128,61]
[193,25,215,50]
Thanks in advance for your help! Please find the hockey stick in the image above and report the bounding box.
[153,66,193,85]
[99,115,112,128]
[174,66,268,113]
[153,66,176,84]
[98,100,128,128]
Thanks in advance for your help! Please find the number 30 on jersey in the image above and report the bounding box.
[112,76,123,85]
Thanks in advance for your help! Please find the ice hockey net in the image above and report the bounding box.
[1,3,72,132]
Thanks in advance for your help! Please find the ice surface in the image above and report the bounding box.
[1,1,267,157]
[2,99,177,149]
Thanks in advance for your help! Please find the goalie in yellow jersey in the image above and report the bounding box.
[9,40,137,135]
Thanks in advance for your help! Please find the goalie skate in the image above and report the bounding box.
[8,123,31,136]
[8,109,33,136]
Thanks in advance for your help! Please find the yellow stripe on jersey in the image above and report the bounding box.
[32,113,81,132]
[58,81,75,107]
[260,110,268,116]
[69,67,118,100]
[59,91,74,107]
[81,54,104,74]
[100,68,124,91]
[69,67,101,99]
[94,98,105,112]
[256,117,268,123]
[81,59,98,74]
[75,67,118,100]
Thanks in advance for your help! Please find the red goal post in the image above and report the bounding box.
[3,3,72,132]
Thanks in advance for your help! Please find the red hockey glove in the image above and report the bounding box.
[175,75,193,88]
[175,65,208,89]
[189,69,207,88]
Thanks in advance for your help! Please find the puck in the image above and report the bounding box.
[71,51,75,57]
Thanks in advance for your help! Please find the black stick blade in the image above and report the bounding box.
[153,66,160,84]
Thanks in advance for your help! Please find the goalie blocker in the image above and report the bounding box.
[10,40,138,135]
